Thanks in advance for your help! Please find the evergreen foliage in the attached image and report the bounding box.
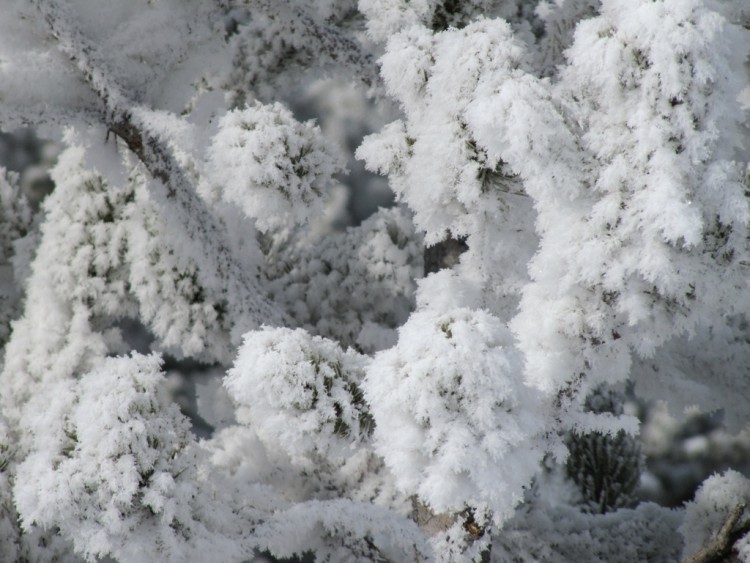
[0,0,748,561]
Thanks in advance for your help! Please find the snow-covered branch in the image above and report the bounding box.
[34,0,288,335]
[0,0,749,560]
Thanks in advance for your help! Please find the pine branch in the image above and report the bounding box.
[33,0,289,333]
[249,0,380,89]
[683,503,750,563]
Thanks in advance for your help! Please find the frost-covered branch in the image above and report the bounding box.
[250,0,379,88]
[683,503,750,563]
[1,0,750,560]
[33,0,287,335]
[222,0,379,104]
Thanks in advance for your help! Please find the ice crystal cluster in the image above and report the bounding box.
[0,0,749,561]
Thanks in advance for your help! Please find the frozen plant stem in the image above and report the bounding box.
[683,503,750,563]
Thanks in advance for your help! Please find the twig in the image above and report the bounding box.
[683,503,750,563]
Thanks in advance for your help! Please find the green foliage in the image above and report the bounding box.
[567,429,642,514]
[566,388,643,514]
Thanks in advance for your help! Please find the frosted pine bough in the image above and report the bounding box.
[0,0,748,561]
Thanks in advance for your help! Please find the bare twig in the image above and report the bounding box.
[34,0,288,334]
[683,503,750,563]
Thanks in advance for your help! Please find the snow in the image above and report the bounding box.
[0,0,749,560]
